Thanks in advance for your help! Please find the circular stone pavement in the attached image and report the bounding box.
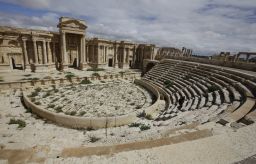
[28,80,153,117]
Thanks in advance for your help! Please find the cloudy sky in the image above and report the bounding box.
[0,0,255,55]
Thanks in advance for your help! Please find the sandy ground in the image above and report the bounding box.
[43,123,256,164]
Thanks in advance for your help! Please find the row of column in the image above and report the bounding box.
[22,38,56,65]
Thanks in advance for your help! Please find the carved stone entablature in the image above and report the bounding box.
[58,17,87,34]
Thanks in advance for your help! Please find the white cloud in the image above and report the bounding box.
[0,0,255,55]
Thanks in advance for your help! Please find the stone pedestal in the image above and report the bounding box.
[24,64,32,72]
[31,64,56,72]
[79,63,88,70]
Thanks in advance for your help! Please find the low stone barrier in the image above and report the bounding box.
[0,72,140,91]
[22,79,161,129]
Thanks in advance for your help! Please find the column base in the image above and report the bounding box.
[31,63,57,72]
[79,63,89,70]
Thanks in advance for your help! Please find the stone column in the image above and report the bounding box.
[80,36,84,64]
[92,45,95,63]
[42,40,47,64]
[52,42,56,62]
[98,46,101,64]
[22,39,29,65]
[32,39,38,64]
[86,45,89,62]
[61,32,67,64]
[47,41,52,63]
[114,45,118,67]
[105,47,108,63]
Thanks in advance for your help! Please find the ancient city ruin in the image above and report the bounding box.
[0,16,256,164]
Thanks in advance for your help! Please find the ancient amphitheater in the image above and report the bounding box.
[0,17,256,164]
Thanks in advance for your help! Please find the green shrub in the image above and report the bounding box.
[9,118,26,128]
[29,91,39,97]
[43,76,52,79]
[135,105,142,109]
[89,136,100,143]
[70,111,77,116]
[137,110,146,118]
[30,97,36,102]
[34,101,41,105]
[92,72,100,77]
[164,80,173,88]
[80,79,92,84]
[54,106,62,113]
[87,68,105,71]
[140,124,151,131]
[47,104,55,108]
[65,74,75,79]
[128,122,142,127]
[25,107,32,113]
[119,71,125,75]
[208,85,219,92]
[79,111,86,116]
[51,98,59,103]
[35,87,42,92]
[87,127,94,131]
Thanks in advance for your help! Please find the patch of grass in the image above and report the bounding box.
[30,97,36,102]
[51,98,59,103]
[34,101,41,105]
[8,118,26,128]
[119,71,125,75]
[92,72,100,77]
[65,74,75,79]
[25,108,32,113]
[79,111,86,116]
[54,106,62,113]
[100,81,106,83]
[164,80,173,88]
[24,74,32,77]
[140,124,151,131]
[35,87,42,92]
[29,91,39,97]
[87,127,94,131]
[47,104,55,108]
[137,110,146,118]
[43,76,52,79]
[135,105,142,109]
[70,111,77,116]
[208,85,219,92]
[87,68,105,71]
[80,79,92,84]
[89,136,101,143]
[128,122,142,127]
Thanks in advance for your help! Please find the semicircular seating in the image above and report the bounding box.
[142,59,256,127]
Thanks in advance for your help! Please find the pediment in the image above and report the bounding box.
[58,20,87,30]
